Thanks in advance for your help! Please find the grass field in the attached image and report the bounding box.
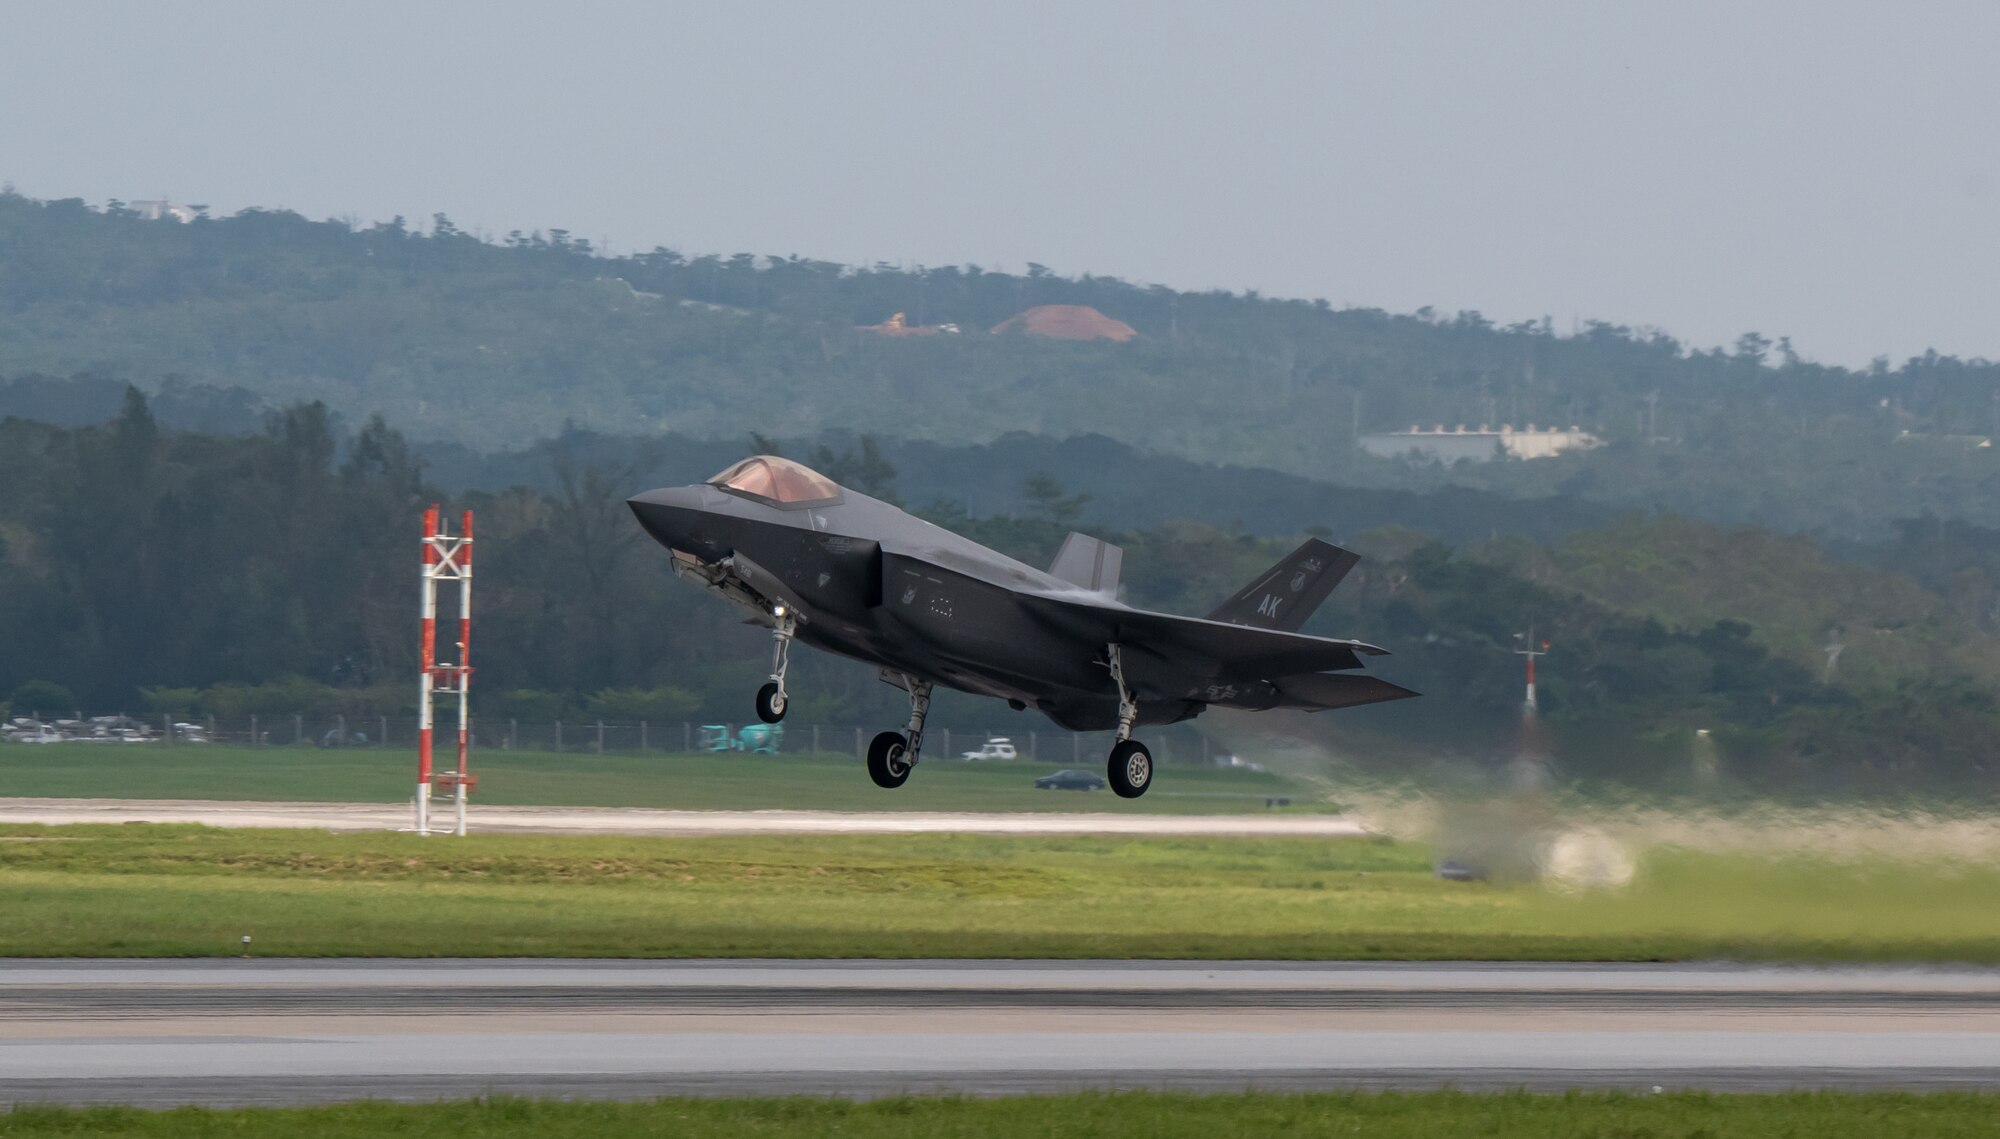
[6,1092,1998,1138]
[0,745,1320,814]
[3,824,1997,960]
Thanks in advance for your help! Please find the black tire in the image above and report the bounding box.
[754,682,787,724]
[866,730,912,788]
[1107,739,1152,799]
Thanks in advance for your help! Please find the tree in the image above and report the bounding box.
[11,680,77,717]
[1022,473,1089,527]
[809,435,899,502]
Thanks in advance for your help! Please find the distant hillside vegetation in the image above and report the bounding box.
[2,190,1997,538]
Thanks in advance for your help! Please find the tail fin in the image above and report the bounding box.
[1049,532,1123,593]
[1206,538,1358,632]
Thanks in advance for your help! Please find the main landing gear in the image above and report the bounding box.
[867,676,932,789]
[1105,644,1152,799]
[754,606,797,724]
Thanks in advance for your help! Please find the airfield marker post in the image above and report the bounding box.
[417,505,476,836]
[1514,627,1550,713]
[417,505,438,834]
[453,509,473,837]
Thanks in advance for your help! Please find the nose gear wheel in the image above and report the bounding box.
[756,609,797,723]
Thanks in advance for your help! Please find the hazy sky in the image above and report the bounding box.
[4,1,1995,367]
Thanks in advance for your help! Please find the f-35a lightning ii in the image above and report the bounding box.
[629,455,1415,798]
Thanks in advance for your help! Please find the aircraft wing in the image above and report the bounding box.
[1016,587,1388,681]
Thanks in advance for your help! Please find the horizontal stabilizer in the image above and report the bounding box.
[1273,672,1420,711]
[1049,532,1123,594]
[1206,538,1358,633]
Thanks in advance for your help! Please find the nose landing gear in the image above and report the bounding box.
[755,607,797,724]
[867,675,932,789]
[1105,644,1152,798]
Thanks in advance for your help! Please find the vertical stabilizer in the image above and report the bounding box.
[1049,532,1124,593]
[1205,537,1358,632]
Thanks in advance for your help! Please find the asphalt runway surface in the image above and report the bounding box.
[4,960,1998,1105]
[0,797,1368,837]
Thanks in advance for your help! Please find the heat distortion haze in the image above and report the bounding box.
[2,2,1999,1134]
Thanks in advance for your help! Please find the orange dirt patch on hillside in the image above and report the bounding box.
[990,304,1136,342]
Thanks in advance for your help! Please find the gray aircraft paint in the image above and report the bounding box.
[629,458,1414,756]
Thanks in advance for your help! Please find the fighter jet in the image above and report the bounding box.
[629,455,1415,798]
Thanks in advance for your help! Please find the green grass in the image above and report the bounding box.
[3,825,1998,960]
[0,745,1320,814]
[5,1092,1998,1138]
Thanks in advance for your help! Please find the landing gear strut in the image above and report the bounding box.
[1105,644,1152,798]
[867,675,932,789]
[755,606,796,724]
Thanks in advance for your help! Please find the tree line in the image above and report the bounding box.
[3,399,1997,793]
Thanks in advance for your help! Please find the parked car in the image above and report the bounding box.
[698,723,783,754]
[959,737,1018,761]
[1034,769,1106,791]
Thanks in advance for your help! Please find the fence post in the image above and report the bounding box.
[335,713,346,748]
[250,714,259,748]
[942,727,951,760]
[683,721,691,753]
[1030,731,1037,761]
[207,714,216,743]
[380,715,389,747]
[162,712,172,746]
[555,720,564,754]
[812,725,820,758]
[641,721,649,753]
[294,714,303,745]
[597,719,605,754]
[508,718,518,750]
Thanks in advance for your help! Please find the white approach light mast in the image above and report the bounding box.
[418,505,476,835]
[1514,628,1550,712]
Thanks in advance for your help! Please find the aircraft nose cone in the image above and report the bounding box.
[627,485,711,550]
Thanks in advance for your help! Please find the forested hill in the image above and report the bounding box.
[2,190,1997,538]
[4,400,1999,791]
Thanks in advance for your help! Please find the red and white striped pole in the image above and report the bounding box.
[452,509,473,837]
[417,504,440,834]
[1514,628,1550,713]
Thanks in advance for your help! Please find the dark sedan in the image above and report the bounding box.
[1034,769,1107,791]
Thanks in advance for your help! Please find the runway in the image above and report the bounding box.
[0,797,1368,837]
[4,960,1997,1104]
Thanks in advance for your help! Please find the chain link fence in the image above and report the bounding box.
[6,713,1219,767]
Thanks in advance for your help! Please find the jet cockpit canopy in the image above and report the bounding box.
[708,455,843,508]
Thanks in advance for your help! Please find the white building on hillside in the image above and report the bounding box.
[1359,424,1603,463]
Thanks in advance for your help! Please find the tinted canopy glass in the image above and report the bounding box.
[708,455,842,505]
